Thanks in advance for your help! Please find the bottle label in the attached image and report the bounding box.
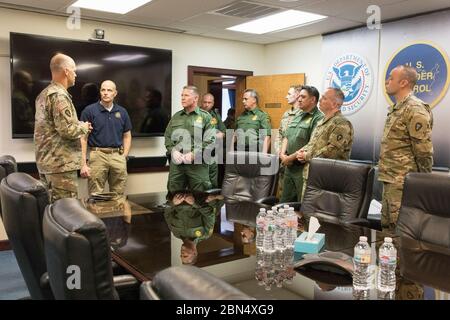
[354,254,371,264]
[379,255,397,265]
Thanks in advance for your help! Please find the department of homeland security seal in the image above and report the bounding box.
[324,53,373,115]
[384,41,449,108]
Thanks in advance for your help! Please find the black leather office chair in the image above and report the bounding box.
[0,172,53,299]
[0,155,18,219]
[221,151,279,226]
[300,158,372,226]
[396,172,450,292]
[43,198,139,300]
[140,265,253,300]
[366,166,382,230]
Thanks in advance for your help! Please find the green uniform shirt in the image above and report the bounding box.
[235,107,271,148]
[164,202,217,244]
[209,110,226,133]
[284,106,323,156]
[378,94,433,184]
[34,81,89,174]
[276,107,302,152]
[303,111,354,162]
[164,106,215,158]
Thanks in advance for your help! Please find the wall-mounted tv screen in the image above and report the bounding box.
[10,32,172,138]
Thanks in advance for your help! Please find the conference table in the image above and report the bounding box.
[84,192,449,300]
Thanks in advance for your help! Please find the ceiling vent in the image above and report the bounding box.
[211,1,282,19]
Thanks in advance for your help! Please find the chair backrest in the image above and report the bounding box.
[301,158,372,222]
[43,198,119,300]
[221,151,279,202]
[396,172,450,292]
[141,265,253,300]
[0,172,52,299]
[221,152,278,226]
[0,155,18,218]
[0,155,18,176]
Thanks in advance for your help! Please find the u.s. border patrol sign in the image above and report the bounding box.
[324,53,373,115]
[384,42,450,108]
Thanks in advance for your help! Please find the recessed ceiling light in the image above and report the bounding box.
[227,9,327,34]
[71,0,152,14]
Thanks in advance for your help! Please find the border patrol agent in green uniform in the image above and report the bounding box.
[280,86,323,202]
[379,65,433,232]
[297,87,354,197]
[200,93,226,188]
[234,89,271,153]
[34,54,91,203]
[165,86,215,192]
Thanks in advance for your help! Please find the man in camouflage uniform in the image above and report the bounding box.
[275,85,303,198]
[34,53,92,203]
[165,86,215,192]
[200,93,226,188]
[296,87,354,195]
[80,80,132,196]
[164,191,223,264]
[379,65,433,232]
[233,89,272,153]
[280,86,323,202]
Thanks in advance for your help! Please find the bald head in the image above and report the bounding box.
[50,53,75,73]
[100,80,117,106]
[101,80,117,91]
[201,93,214,112]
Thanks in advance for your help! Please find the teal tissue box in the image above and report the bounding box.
[294,232,325,254]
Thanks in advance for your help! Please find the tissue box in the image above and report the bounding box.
[294,232,325,254]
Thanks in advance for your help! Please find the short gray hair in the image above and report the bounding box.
[244,88,259,105]
[183,85,199,97]
[50,53,74,73]
[328,87,345,107]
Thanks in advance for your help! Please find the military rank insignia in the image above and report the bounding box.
[252,115,258,121]
[211,118,218,125]
[196,116,203,123]
[415,123,422,131]
[305,117,312,125]
[195,230,202,237]
[115,112,121,119]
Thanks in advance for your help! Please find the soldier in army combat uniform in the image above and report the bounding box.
[34,53,92,203]
[296,87,354,195]
[379,64,433,232]
[164,86,215,192]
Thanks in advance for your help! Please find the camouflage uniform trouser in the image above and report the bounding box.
[381,182,403,232]
[168,162,211,192]
[88,150,127,195]
[40,171,78,203]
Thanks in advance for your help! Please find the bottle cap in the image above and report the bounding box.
[259,208,266,212]
[384,237,392,243]
[283,205,289,209]
[359,236,368,242]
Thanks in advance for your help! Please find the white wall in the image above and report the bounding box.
[264,35,323,87]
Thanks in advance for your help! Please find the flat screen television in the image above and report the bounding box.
[10,32,172,138]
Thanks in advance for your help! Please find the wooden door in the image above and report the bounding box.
[240,73,305,129]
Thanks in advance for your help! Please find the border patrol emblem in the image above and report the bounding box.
[324,53,373,115]
[252,115,258,121]
[384,42,450,108]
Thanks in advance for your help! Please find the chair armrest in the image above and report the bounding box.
[140,281,160,300]
[113,274,140,299]
[343,218,370,227]
[255,196,278,206]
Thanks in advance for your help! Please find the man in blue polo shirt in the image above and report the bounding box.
[80,80,132,195]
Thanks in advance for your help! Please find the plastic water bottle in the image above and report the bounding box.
[274,209,286,251]
[262,210,276,290]
[285,207,298,248]
[377,237,397,292]
[353,236,372,290]
[255,208,266,265]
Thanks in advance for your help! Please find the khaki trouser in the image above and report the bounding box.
[88,150,127,195]
[40,171,78,203]
[381,182,404,232]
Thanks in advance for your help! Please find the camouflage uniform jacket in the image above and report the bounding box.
[303,110,354,162]
[276,107,301,152]
[34,82,89,174]
[378,94,433,184]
